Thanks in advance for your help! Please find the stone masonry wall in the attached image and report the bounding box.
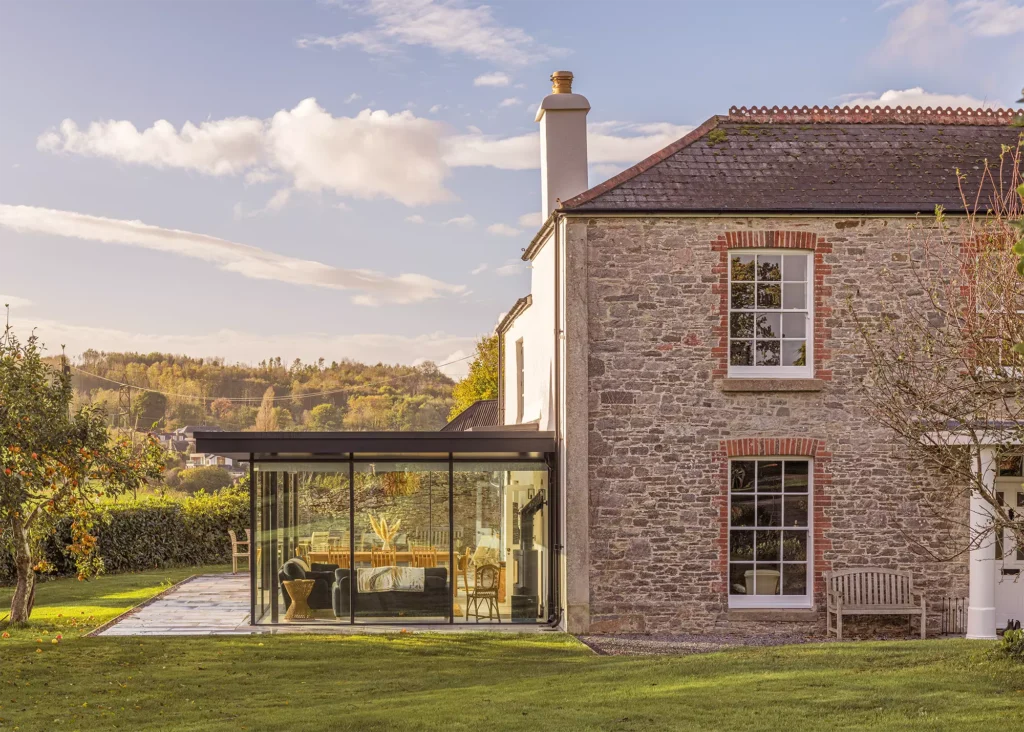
[578,216,969,636]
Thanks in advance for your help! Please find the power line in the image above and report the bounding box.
[68,353,475,405]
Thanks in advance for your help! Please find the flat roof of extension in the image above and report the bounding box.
[194,430,557,462]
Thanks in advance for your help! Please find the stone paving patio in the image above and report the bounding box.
[98,573,252,636]
[96,573,549,636]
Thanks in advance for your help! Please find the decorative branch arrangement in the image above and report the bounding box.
[367,512,401,550]
[852,135,1024,560]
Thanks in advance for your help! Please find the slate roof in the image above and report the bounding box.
[440,400,499,432]
[563,105,1024,214]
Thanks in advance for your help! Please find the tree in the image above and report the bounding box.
[176,466,233,494]
[854,143,1024,559]
[0,323,164,624]
[307,402,344,431]
[448,334,498,420]
[131,390,167,430]
[254,387,278,431]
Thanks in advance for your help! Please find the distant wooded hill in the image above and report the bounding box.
[60,350,456,432]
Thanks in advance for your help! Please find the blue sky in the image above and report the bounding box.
[1,0,1021,376]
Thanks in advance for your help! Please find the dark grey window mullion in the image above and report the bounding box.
[248,455,256,625]
[349,454,355,625]
[448,453,455,624]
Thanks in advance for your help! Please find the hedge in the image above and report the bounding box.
[0,490,248,585]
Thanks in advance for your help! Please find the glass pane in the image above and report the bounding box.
[757,255,782,281]
[730,563,754,595]
[782,283,806,309]
[730,340,753,366]
[755,313,781,338]
[753,564,781,595]
[352,463,450,622]
[730,495,755,526]
[783,496,809,527]
[755,340,780,366]
[1000,455,1023,476]
[731,254,755,281]
[454,463,548,624]
[730,530,754,561]
[783,255,807,282]
[782,530,807,561]
[781,313,806,339]
[782,340,807,367]
[731,283,755,310]
[757,461,783,492]
[784,461,809,492]
[731,461,756,492]
[755,530,781,561]
[756,495,783,527]
[730,312,754,338]
[757,283,781,309]
[782,564,808,595]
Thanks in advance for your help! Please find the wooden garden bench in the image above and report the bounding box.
[824,567,926,640]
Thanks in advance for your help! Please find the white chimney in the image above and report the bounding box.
[536,70,590,217]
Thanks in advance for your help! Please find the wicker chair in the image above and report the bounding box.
[466,563,501,622]
[371,547,397,567]
[227,529,250,574]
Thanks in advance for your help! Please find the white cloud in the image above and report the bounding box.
[0,294,32,309]
[486,223,520,237]
[877,1,1024,67]
[474,72,511,87]
[298,0,561,66]
[590,163,626,181]
[494,259,524,277]
[37,115,266,176]
[264,188,292,212]
[405,214,425,224]
[344,92,362,103]
[444,214,475,228]
[39,99,691,203]
[517,212,542,228]
[443,121,693,171]
[429,104,443,114]
[498,97,521,108]
[957,0,1024,36]
[40,98,454,207]
[471,263,488,275]
[8,314,478,379]
[839,87,1000,108]
[0,204,465,306]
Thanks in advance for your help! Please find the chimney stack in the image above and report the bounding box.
[536,70,590,218]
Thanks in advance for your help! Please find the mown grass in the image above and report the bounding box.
[1,570,1023,731]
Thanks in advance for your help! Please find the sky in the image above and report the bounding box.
[1,0,1022,378]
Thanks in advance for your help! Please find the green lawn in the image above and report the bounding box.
[1,571,1023,732]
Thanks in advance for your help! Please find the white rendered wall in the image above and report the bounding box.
[502,231,556,430]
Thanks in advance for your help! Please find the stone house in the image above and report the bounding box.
[497,71,1024,637]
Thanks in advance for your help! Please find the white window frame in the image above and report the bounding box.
[727,456,814,609]
[727,249,814,379]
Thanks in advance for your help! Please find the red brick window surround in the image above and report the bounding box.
[717,438,833,609]
[711,231,833,380]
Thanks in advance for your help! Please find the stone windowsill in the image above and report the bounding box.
[727,609,819,623]
[718,378,825,393]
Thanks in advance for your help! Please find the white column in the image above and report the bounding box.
[967,446,998,640]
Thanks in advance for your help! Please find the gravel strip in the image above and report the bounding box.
[577,633,831,656]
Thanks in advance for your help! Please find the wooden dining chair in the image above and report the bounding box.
[453,547,472,598]
[228,529,251,574]
[466,563,501,622]
[370,547,397,567]
[411,547,437,568]
[328,549,351,569]
[309,531,331,553]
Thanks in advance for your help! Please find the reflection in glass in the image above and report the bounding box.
[757,461,783,492]
[783,255,807,282]
[756,313,781,338]
[782,564,807,595]
[784,461,809,492]
[731,461,756,492]
[730,340,753,366]
[731,283,755,310]
[782,340,807,367]
[731,530,754,561]
[731,495,755,526]
[730,312,754,338]
[782,313,806,338]
[757,495,782,527]
[757,283,782,309]
[755,530,780,561]
[784,496,808,527]
[755,340,781,366]
[731,254,755,281]
[730,563,754,595]
[998,454,1022,476]
[758,256,782,281]
[783,283,806,309]
[782,530,807,561]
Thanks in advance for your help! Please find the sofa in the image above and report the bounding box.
[279,558,338,611]
[332,567,450,617]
